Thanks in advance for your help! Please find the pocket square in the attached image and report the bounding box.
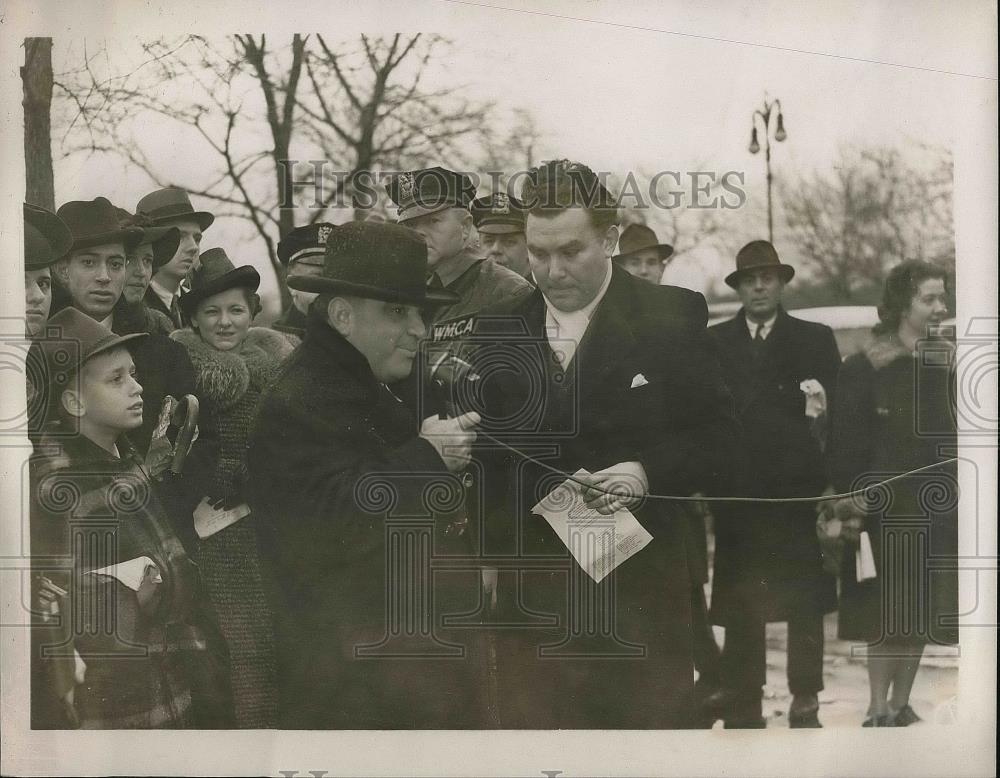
[630,373,649,389]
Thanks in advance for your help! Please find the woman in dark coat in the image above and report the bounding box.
[172,248,295,728]
[830,260,957,727]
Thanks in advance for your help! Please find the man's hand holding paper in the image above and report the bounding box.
[533,469,653,583]
[577,461,649,515]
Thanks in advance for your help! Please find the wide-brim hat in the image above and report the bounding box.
[112,206,181,270]
[40,307,147,384]
[179,248,261,316]
[471,192,527,235]
[614,223,674,263]
[25,203,73,270]
[56,198,145,254]
[286,221,460,307]
[135,187,215,231]
[385,167,477,223]
[725,239,795,288]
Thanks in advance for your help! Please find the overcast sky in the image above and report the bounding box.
[34,1,997,305]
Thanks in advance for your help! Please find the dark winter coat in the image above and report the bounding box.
[830,333,958,645]
[471,266,738,728]
[708,307,841,624]
[172,326,295,728]
[30,433,234,729]
[246,316,484,729]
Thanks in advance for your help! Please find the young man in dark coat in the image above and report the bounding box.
[135,187,215,330]
[707,240,842,728]
[52,199,201,458]
[246,221,487,729]
[469,160,738,728]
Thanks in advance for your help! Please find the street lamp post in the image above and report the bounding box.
[748,96,787,243]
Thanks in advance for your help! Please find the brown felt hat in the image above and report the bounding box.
[725,240,795,288]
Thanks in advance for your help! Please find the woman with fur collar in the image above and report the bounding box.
[829,260,956,727]
[171,248,295,728]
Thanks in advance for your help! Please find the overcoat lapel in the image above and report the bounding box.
[572,270,637,398]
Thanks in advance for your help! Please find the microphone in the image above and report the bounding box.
[429,352,481,421]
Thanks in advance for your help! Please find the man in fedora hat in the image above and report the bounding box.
[23,203,73,444]
[272,222,336,338]
[612,222,674,285]
[136,187,215,330]
[385,167,531,325]
[24,203,73,339]
[706,239,841,728]
[471,191,532,281]
[113,207,181,336]
[246,221,486,728]
[52,198,200,458]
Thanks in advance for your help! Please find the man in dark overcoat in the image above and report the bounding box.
[246,221,487,729]
[470,160,738,728]
[707,240,841,728]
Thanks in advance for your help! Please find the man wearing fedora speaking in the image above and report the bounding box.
[385,167,532,325]
[471,191,532,281]
[706,239,841,728]
[246,221,486,728]
[272,222,337,338]
[136,187,215,330]
[612,222,674,285]
[52,198,200,458]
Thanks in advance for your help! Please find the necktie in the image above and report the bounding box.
[169,297,184,330]
[428,273,444,290]
[751,322,766,364]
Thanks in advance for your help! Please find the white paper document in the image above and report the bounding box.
[194,497,251,539]
[86,556,159,592]
[856,530,878,582]
[532,469,653,583]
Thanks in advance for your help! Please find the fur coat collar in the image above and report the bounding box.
[862,331,954,371]
[171,327,295,410]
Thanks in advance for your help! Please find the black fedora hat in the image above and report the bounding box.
[135,187,215,231]
[287,221,460,307]
[25,203,73,271]
[179,248,261,316]
[614,223,674,263]
[725,240,795,288]
[56,198,145,254]
[113,207,181,271]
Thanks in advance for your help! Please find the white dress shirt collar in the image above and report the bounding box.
[543,261,613,368]
[745,312,778,340]
[149,278,176,312]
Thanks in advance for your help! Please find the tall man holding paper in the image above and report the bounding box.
[471,159,737,728]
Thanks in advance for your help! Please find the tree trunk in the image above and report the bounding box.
[22,38,55,211]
